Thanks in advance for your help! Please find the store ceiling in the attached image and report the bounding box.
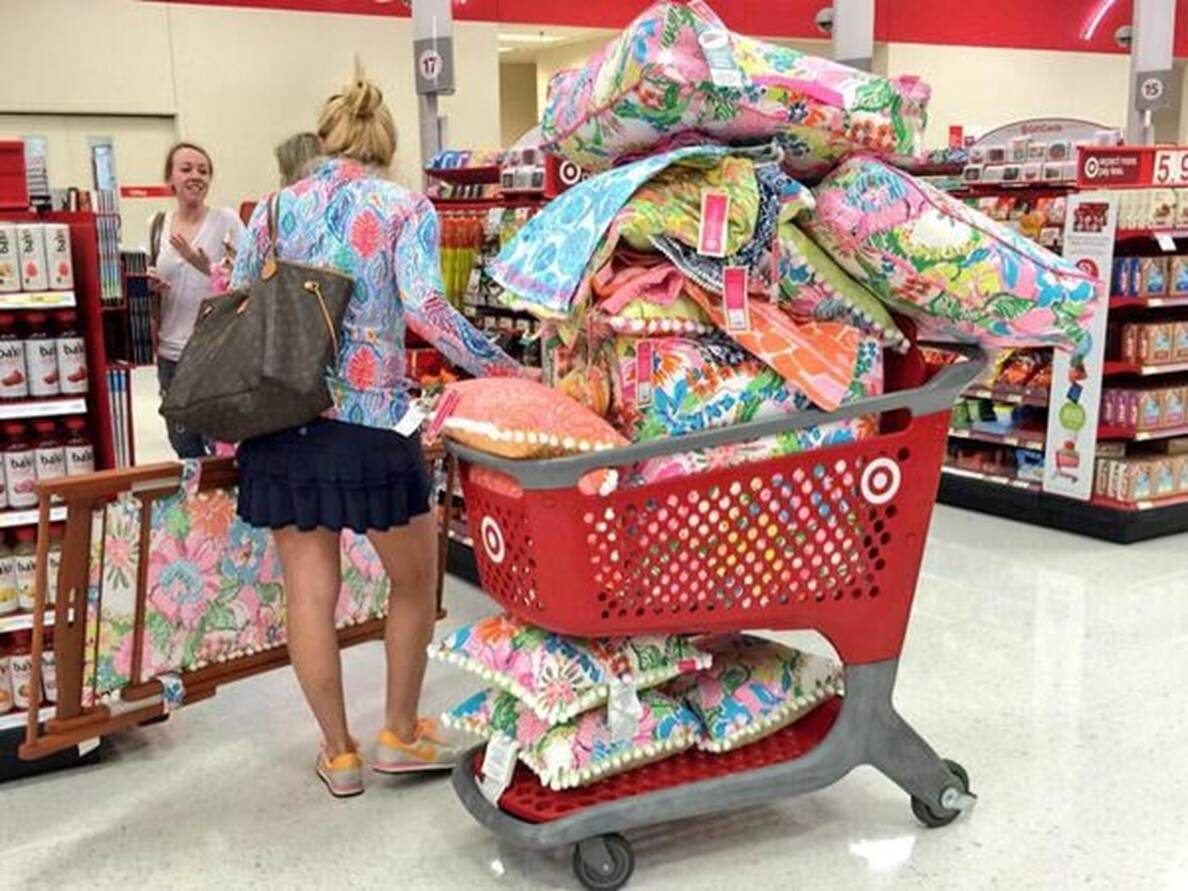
[152,0,1188,56]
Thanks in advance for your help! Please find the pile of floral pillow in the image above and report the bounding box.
[431,615,842,791]
[438,1,1100,483]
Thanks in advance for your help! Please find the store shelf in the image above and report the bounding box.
[0,506,67,529]
[938,472,1188,543]
[1115,228,1188,242]
[0,609,57,634]
[962,384,1050,407]
[1098,423,1188,442]
[424,166,501,186]
[0,290,75,310]
[948,427,1047,450]
[0,705,53,733]
[941,464,1042,491]
[1109,294,1188,310]
[1091,491,1188,512]
[0,396,87,421]
[1103,359,1188,377]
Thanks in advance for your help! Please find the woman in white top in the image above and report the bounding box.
[148,141,244,458]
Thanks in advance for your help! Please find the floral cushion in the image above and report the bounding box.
[666,634,843,753]
[444,687,702,790]
[805,155,1098,351]
[491,146,728,318]
[777,220,907,352]
[628,337,883,485]
[616,154,760,256]
[607,334,802,442]
[428,614,711,725]
[441,377,629,460]
[540,0,929,176]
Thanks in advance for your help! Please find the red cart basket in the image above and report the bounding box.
[447,345,985,891]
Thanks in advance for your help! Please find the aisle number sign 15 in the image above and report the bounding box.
[1153,149,1188,186]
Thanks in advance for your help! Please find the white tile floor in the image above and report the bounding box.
[3,500,1187,889]
[6,375,1186,888]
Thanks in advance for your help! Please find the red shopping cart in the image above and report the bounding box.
[446,345,986,890]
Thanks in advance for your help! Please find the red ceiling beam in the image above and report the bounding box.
[153,1,1188,56]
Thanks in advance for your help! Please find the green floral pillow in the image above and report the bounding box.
[444,687,702,790]
[428,614,710,725]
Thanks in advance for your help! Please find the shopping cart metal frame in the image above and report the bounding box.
[446,346,986,889]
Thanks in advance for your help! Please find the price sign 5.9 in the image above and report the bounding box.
[1153,149,1188,186]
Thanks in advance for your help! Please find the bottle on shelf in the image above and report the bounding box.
[41,632,56,704]
[0,224,19,294]
[13,527,36,613]
[46,523,63,607]
[3,422,37,509]
[0,639,12,715]
[0,533,15,617]
[8,630,37,711]
[0,443,6,512]
[0,312,29,400]
[33,419,66,486]
[63,418,94,476]
[23,312,60,398]
[54,310,87,395]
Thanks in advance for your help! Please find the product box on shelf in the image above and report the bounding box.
[15,225,47,291]
[0,224,17,293]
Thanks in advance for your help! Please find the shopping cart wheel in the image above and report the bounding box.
[911,759,971,828]
[572,833,634,891]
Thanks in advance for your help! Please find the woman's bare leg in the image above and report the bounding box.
[366,512,438,741]
[274,526,352,755]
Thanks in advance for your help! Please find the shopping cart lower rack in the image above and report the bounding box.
[446,346,985,890]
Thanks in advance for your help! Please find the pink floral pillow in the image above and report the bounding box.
[428,614,710,725]
[666,634,843,753]
[444,686,701,790]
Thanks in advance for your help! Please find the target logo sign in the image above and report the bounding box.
[480,516,506,564]
[558,160,582,186]
[1082,156,1101,180]
[861,458,901,505]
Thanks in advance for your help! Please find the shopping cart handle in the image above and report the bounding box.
[447,343,988,490]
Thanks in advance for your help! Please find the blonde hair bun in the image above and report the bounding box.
[318,58,397,168]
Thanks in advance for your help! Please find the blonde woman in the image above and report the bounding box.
[231,67,526,797]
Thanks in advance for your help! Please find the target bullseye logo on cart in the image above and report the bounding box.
[480,516,506,564]
[861,458,901,505]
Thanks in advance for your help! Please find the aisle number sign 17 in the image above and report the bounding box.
[1153,149,1188,186]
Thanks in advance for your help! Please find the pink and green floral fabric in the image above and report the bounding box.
[805,155,1099,351]
[444,686,702,790]
[627,337,882,485]
[777,220,907,351]
[540,0,930,177]
[666,634,843,753]
[82,480,391,702]
[428,613,710,725]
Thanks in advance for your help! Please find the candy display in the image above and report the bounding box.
[1114,319,1188,365]
[1095,453,1188,503]
[806,155,1098,352]
[1102,384,1188,432]
[539,0,930,177]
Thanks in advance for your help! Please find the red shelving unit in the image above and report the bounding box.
[1103,359,1188,377]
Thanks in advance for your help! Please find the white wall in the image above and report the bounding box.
[883,43,1132,147]
[500,63,539,146]
[0,0,503,242]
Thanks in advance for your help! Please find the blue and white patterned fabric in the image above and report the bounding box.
[489,145,728,317]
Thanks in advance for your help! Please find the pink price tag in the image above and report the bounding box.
[698,189,730,258]
[635,340,655,407]
[425,388,461,442]
[722,267,750,332]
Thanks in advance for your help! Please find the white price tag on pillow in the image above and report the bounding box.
[607,676,644,743]
[479,733,520,805]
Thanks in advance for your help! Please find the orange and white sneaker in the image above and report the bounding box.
[316,748,365,798]
[373,718,463,775]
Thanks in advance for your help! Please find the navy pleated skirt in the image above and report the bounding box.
[236,419,432,534]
